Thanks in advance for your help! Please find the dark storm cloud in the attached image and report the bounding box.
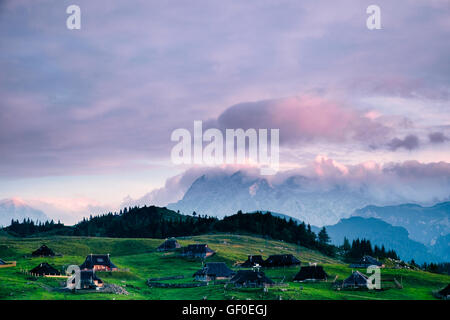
[387,135,420,151]
[429,132,449,144]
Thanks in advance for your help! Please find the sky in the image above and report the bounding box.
[0,0,449,223]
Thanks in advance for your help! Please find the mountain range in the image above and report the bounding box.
[317,216,443,264]
[168,171,376,226]
[353,202,450,246]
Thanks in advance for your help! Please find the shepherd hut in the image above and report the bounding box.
[342,271,369,289]
[437,284,450,299]
[263,254,300,267]
[230,270,274,288]
[239,255,265,268]
[193,262,235,281]
[157,238,181,252]
[29,262,61,276]
[293,265,328,282]
[349,255,384,268]
[80,254,118,271]
[31,245,55,257]
[0,258,16,268]
[67,270,104,290]
[181,244,215,259]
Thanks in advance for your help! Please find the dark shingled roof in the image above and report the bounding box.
[183,244,215,255]
[230,270,274,287]
[157,238,181,251]
[80,254,117,270]
[31,245,55,257]
[438,284,450,297]
[263,254,301,267]
[293,265,328,281]
[193,262,235,278]
[343,271,368,288]
[349,255,383,267]
[240,255,265,268]
[29,262,60,276]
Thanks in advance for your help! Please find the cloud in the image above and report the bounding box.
[387,135,420,151]
[120,168,205,208]
[213,95,392,147]
[122,165,264,208]
[27,197,113,225]
[292,158,450,204]
[429,132,449,143]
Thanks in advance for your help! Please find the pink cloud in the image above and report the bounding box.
[28,197,113,225]
[215,95,391,147]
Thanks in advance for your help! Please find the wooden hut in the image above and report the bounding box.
[263,254,300,267]
[80,254,118,271]
[230,270,274,288]
[193,262,235,281]
[293,265,328,282]
[437,284,450,300]
[239,255,265,268]
[157,238,181,252]
[181,244,215,259]
[29,262,60,276]
[349,255,384,268]
[31,245,55,257]
[342,271,369,289]
[0,258,16,268]
[67,270,104,290]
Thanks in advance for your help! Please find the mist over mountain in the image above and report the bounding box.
[0,198,48,227]
[120,156,450,228]
[165,163,450,226]
[353,202,450,246]
[167,170,376,226]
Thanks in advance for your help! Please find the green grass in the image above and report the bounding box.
[0,234,448,300]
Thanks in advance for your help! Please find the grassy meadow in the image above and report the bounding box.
[0,234,448,300]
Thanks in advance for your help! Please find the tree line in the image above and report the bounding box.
[5,206,402,261]
[7,218,67,236]
[4,206,335,256]
[339,237,399,262]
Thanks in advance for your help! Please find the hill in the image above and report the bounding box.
[0,234,448,300]
[3,207,331,256]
